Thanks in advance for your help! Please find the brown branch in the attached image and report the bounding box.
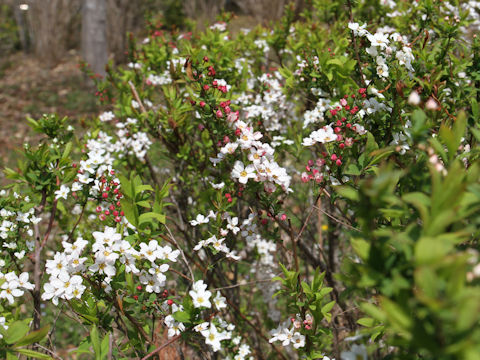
[165,224,195,282]
[346,0,366,88]
[128,80,148,115]
[312,205,360,232]
[140,333,182,360]
[225,298,288,360]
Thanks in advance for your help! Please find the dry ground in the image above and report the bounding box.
[0,50,100,172]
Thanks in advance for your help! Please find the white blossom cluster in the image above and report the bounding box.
[269,318,306,349]
[190,211,241,261]
[0,198,41,254]
[86,121,151,168]
[348,22,415,79]
[240,213,281,320]
[41,226,180,305]
[163,280,252,358]
[237,72,295,132]
[0,271,34,304]
[211,119,292,192]
[303,97,332,128]
[147,71,172,86]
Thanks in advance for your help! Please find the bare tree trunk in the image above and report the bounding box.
[82,0,108,77]
[107,0,137,64]
[26,0,80,66]
[183,0,225,23]
[13,0,29,52]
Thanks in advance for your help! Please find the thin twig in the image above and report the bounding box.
[34,344,64,360]
[346,0,366,88]
[294,194,321,243]
[312,205,360,232]
[211,277,279,291]
[128,80,148,115]
[165,224,195,282]
[140,333,182,360]
[66,202,87,242]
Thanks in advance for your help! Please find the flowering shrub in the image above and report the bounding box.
[2,1,480,359]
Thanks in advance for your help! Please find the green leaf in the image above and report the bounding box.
[360,302,386,322]
[326,58,344,67]
[344,163,361,176]
[138,212,166,225]
[471,98,479,119]
[15,325,50,347]
[172,311,190,323]
[14,349,52,360]
[120,199,138,227]
[100,333,110,359]
[334,185,359,201]
[357,317,376,327]
[365,132,379,155]
[321,300,335,315]
[135,200,151,208]
[380,297,412,334]
[402,192,430,223]
[351,237,370,261]
[4,320,30,344]
[135,184,154,195]
[117,174,132,198]
[90,325,101,360]
[61,142,73,160]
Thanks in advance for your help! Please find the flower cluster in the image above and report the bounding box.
[41,226,180,305]
[212,118,292,192]
[0,271,34,304]
[301,91,369,184]
[269,318,306,349]
[348,22,415,78]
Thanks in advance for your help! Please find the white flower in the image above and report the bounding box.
[164,314,185,337]
[140,272,165,293]
[226,216,240,234]
[348,22,368,36]
[93,227,122,248]
[210,181,225,189]
[55,185,70,200]
[341,344,367,360]
[45,252,69,279]
[425,98,439,110]
[194,322,210,332]
[41,282,59,305]
[99,111,115,122]
[292,332,306,348]
[213,292,227,310]
[0,274,23,304]
[14,250,25,259]
[189,282,212,308]
[408,91,421,105]
[89,255,116,277]
[201,323,226,352]
[367,32,390,49]
[231,161,256,184]
[190,214,210,226]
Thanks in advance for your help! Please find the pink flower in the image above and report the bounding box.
[301,172,310,183]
